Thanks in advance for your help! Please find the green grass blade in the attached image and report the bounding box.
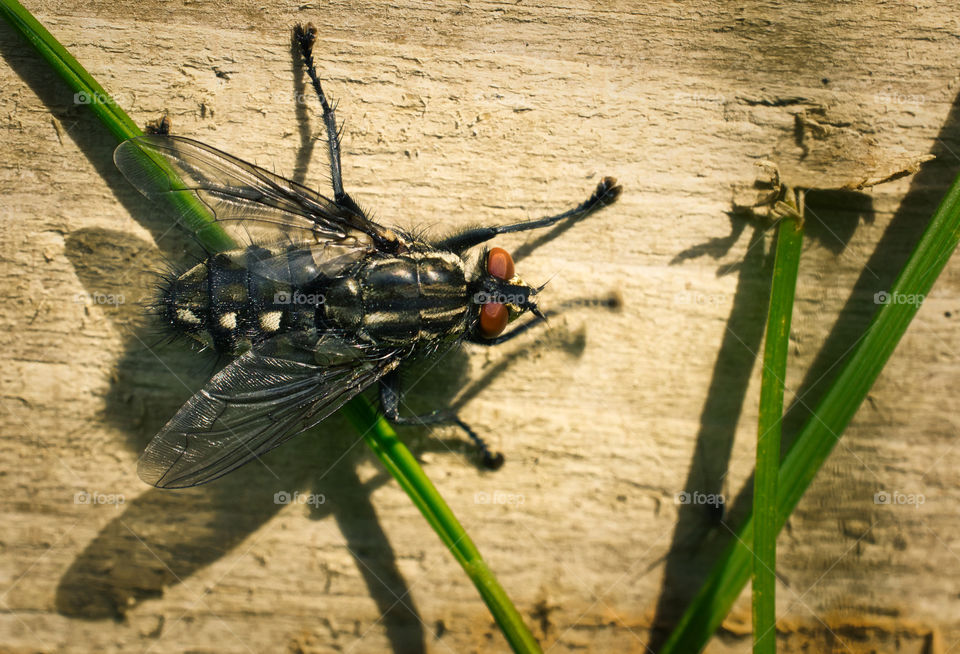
[753,195,804,653]
[0,0,235,251]
[0,0,138,141]
[661,172,960,654]
[2,4,541,651]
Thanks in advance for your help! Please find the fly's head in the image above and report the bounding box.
[470,247,544,340]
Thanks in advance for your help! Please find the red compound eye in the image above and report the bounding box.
[487,247,515,281]
[480,248,515,338]
[479,301,509,339]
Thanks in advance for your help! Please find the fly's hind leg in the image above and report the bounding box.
[293,24,399,253]
[379,371,505,470]
[293,23,364,217]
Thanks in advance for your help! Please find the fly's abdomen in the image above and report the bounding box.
[325,251,469,346]
[159,245,321,354]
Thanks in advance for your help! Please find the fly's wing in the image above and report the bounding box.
[243,240,369,286]
[138,332,404,488]
[113,134,386,247]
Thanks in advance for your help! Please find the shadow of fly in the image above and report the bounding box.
[114,24,622,488]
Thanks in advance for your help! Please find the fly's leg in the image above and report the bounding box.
[293,24,399,252]
[293,23,345,200]
[379,371,505,470]
[293,24,364,216]
[438,176,622,254]
[466,313,548,346]
[382,295,619,464]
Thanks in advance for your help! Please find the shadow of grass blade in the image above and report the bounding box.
[0,0,139,141]
[1,3,541,651]
[0,0,234,250]
[661,176,960,654]
[343,400,543,654]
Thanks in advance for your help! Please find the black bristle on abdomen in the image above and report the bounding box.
[155,244,331,357]
[206,252,248,353]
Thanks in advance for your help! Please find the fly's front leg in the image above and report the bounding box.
[466,312,549,346]
[293,24,364,216]
[439,176,622,254]
[379,371,505,469]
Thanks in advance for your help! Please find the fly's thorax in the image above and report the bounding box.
[158,246,324,355]
[324,250,469,346]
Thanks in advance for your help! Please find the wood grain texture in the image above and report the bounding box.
[2,1,960,652]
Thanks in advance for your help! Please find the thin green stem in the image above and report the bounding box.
[0,0,235,251]
[753,191,804,654]
[661,172,960,653]
[2,3,541,651]
[0,0,138,141]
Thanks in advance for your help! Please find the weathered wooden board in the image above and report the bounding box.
[2,1,960,652]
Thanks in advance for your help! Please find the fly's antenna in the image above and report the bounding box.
[530,305,548,322]
[532,273,555,295]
